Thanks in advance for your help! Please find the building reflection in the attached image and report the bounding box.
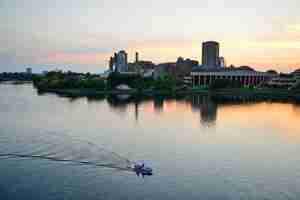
[153,97,164,113]
[134,101,139,123]
[106,94,151,123]
[191,95,217,127]
[106,94,219,127]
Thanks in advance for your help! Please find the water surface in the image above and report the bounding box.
[0,84,300,200]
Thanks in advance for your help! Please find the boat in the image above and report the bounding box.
[132,163,153,177]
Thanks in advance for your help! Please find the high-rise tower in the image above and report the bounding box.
[135,52,139,63]
[202,41,220,68]
[114,50,128,72]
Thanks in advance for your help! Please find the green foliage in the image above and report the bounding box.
[106,73,179,91]
[32,75,43,84]
[80,79,106,89]
[107,72,143,89]
[34,71,182,92]
[153,76,177,91]
[45,71,64,79]
[33,71,106,90]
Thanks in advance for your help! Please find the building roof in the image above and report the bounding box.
[192,67,257,73]
[191,66,270,75]
[237,66,255,71]
[203,41,219,45]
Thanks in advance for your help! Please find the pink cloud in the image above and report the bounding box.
[44,52,111,64]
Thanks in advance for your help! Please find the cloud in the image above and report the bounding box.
[43,51,111,65]
[236,41,300,49]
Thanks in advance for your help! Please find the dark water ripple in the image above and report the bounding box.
[0,130,133,173]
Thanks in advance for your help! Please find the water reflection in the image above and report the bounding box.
[191,95,217,127]
[103,94,218,127]
[101,95,300,130]
[153,97,164,113]
[52,93,300,130]
[86,95,106,102]
[4,84,300,200]
[106,95,151,122]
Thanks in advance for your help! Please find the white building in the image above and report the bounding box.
[192,41,273,87]
[267,74,297,88]
[267,69,300,89]
[191,67,274,87]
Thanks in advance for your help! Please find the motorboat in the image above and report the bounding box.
[132,163,153,177]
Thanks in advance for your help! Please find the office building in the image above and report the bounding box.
[26,68,32,74]
[111,50,128,72]
[109,57,114,71]
[202,41,220,68]
[219,57,226,68]
[191,67,274,87]
[135,52,139,63]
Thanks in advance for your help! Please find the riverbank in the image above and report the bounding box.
[36,87,300,101]
[0,80,32,84]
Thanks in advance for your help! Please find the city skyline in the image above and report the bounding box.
[1,0,299,73]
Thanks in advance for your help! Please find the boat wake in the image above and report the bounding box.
[0,153,131,171]
[0,130,134,173]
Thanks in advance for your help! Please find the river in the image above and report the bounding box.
[0,83,300,200]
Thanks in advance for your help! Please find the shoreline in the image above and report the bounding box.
[0,80,32,84]
[35,87,300,101]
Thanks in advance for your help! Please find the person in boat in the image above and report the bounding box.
[133,162,152,177]
[134,163,144,170]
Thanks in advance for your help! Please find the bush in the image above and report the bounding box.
[33,71,107,90]
[107,72,143,89]
[153,76,177,91]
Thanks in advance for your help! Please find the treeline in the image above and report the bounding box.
[107,72,179,91]
[0,72,33,82]
[33,71,106,90]
[33,71,181,91]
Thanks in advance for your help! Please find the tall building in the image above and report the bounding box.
[26,67,32,74]
[114,50,128,72]
[135,52,139,63]
[219,57,226,68]
[202,41,220,68]
[109,57,114,71]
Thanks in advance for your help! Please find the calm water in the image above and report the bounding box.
[1,83,300,200]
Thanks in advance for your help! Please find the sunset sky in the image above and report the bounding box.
[1,0,299,73]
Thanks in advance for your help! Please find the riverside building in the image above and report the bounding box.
[110,50,128,72]
[202,41,220,68]
[191,67,274,87]
[191,41,273,87]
